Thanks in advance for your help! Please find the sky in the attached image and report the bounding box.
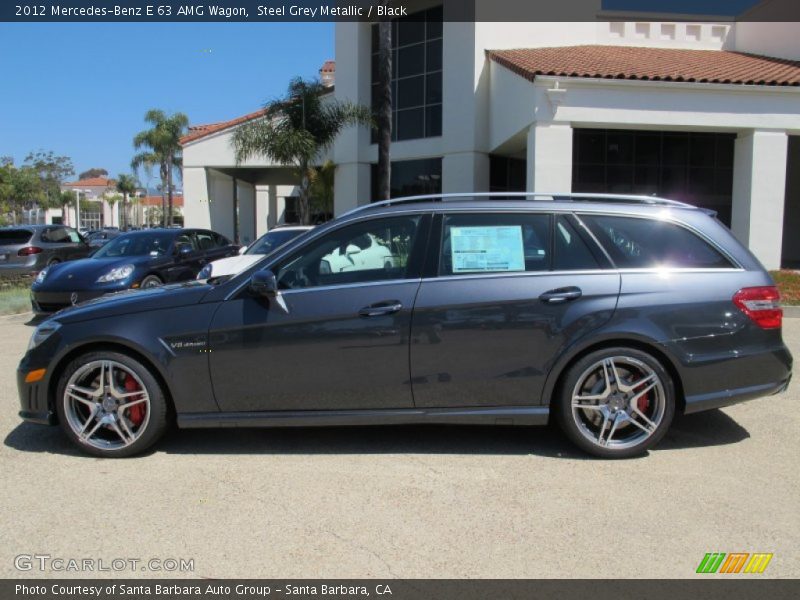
[0,22,334,188]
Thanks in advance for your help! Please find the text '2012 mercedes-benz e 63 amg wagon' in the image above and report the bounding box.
[17,193,792,458]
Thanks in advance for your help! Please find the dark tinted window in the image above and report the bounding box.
[554,216,601,270]
[371,158,442,202]
[213,232,232,247]
[94,233,175,258]
[580,214,733,269]
[275,216,422,290]
[440,213,551,276]
[0,229,34,244]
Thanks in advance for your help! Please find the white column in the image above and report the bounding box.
[255,185,270,236]
[443,152,490,195]
[526,123,573,193]
[731,130,789,270]
[182,167,212,230]
[334,163,371,215]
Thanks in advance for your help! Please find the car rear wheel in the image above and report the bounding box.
[55,351,169,457]
[140,275,162,288]
[47,258,60,267]
[555,348,675,458]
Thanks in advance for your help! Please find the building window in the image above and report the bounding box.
[572,129,735,226]
[490,155,527,193]
[284,197,300,224]
[371,5,443,143]
[371,158,442,202]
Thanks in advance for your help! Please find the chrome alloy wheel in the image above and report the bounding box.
[570,356,666,450]
[62,360,151,451]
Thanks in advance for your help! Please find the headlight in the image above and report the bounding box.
[97,264,134,283]
[197,264,212,280]
[34,268,49,285]
[28,321,61,351]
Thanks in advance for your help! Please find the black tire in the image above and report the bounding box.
[55,350,169,457]
[140,274,162,288]
[554,347,675,459]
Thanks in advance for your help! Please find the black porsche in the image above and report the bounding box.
[30,228,238,314]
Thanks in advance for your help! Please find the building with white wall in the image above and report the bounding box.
[61,177,121,230]
[182,0,800,269]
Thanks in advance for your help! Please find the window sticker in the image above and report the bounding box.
[450,226,525,273]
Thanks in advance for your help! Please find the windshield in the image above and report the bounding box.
[246,229,308,255]
[93,232,174,258]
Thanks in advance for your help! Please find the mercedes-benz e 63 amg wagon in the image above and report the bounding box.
[17,193,792,458]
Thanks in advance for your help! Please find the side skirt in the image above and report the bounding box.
[177,406,550,429]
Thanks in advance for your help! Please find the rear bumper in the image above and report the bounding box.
[683,375,791,414]
[663,339,793,414]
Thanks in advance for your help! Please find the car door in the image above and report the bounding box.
[207,213,430,413]
[409,211,621,409]
[63,227,91,259]
[162,231,200,282]
[196,230,236,263]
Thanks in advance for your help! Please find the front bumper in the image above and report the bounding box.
[17,366,56,425]
[31,289,109,314]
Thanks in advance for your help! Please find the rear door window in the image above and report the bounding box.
[553,215,603,270]
[440,213,551,275]
[0,229,34,245]
[580,214,733,269]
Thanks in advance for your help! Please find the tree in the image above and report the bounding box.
[116,173,138,230]
[232,78,372,225]
[131,110,188,227]
[59,190,78,227]
[375,10,393,202]
[23,151,75,212]
[78,167,108,180]
[105,193,122,227]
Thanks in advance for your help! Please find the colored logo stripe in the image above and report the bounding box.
[696,552,773,574]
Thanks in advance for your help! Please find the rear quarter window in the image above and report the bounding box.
[580,214,733,269]
[0,229,34,244]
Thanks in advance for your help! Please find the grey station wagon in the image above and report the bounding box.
[0,225,91,277]
[17,193,792,458]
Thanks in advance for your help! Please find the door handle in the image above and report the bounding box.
[358,301,403,317]
[539,287,582,304]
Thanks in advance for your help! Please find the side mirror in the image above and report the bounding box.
[249,269,278,297]
[345,244,362,256]
[238,246,247,255]
[175,243,193,259]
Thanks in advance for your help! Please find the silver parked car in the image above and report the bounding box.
[0,225,91,277]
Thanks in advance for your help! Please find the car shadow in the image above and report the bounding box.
[4,409,749,459]
[25,314,48,327]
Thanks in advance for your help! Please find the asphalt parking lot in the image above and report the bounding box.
[0,313,798,579]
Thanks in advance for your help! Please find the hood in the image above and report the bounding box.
[204,254,263,279]
[37,255,159,290]
[53,281,213,324]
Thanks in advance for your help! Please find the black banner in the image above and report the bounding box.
[5,580,800,600]
[2,0,799,23]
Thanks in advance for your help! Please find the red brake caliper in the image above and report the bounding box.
[123,374,145,426]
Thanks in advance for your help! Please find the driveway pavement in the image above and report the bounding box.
[1,313,798,579]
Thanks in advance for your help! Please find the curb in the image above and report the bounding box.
[783,306,800,319]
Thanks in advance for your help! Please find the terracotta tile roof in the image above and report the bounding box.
[64,177,116,187]
[180,108,268,145]
[320,60,336,73]
[139,195,184,207]
[486,45,800,86]
[181,79,336,145]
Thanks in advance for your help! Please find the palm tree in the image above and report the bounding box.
[309,160,336,221]
[232,77,373,225]
[116,174,138,230]
[131,110,188,227]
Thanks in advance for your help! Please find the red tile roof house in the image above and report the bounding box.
[180,61,336,245]
[61,177,119,229]
[180,1,800,269]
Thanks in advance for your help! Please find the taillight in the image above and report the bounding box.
[733,286,782,329]
[17,246,43,256]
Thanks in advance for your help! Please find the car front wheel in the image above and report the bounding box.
[55,351,169,457]
[555,348,675,458]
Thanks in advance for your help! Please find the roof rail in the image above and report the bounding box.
[341,192,695,217]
